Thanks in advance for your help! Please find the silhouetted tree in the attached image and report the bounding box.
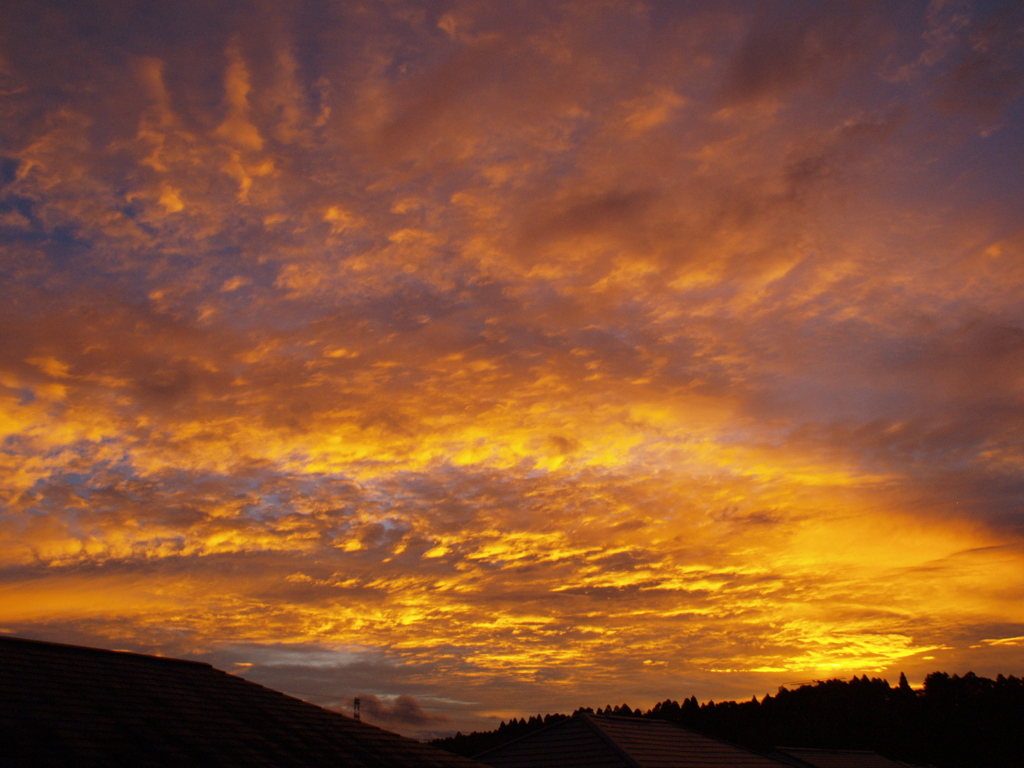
[432,672,1024,767]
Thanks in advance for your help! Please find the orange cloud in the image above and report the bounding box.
[0,0,1022,736]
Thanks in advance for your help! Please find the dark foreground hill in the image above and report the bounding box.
[432,672,1024,768]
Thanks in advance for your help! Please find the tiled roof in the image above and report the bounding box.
[476,712,795,768]
[778,748,912,768]
[0,634,485,768]
[477,715,634,768]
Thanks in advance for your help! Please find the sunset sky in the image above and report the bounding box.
[2,0,1023,739]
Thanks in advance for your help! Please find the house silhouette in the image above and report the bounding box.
[0,634,486,767]
[474,711,797,767]
[472,712,916,768]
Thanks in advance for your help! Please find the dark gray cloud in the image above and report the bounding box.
[719,1,883,103]
[357,693,451,728]
[935,1,1024,120]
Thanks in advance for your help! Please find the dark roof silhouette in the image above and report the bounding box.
[0,634,485,767]
[475,712,795,768]
[777,748,913,768]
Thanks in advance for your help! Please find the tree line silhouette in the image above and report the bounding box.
[431,672,1024,767]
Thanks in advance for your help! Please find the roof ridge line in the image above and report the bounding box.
[588,712,806,768]
[0,635,213,667]
[580,713,646,768]
[472,714,573,759]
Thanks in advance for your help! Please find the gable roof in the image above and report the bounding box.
[778,748,913,768]
[0,634,484,768]
[475,712,795,768]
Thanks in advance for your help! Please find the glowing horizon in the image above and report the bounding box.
[1,0,1023,738]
